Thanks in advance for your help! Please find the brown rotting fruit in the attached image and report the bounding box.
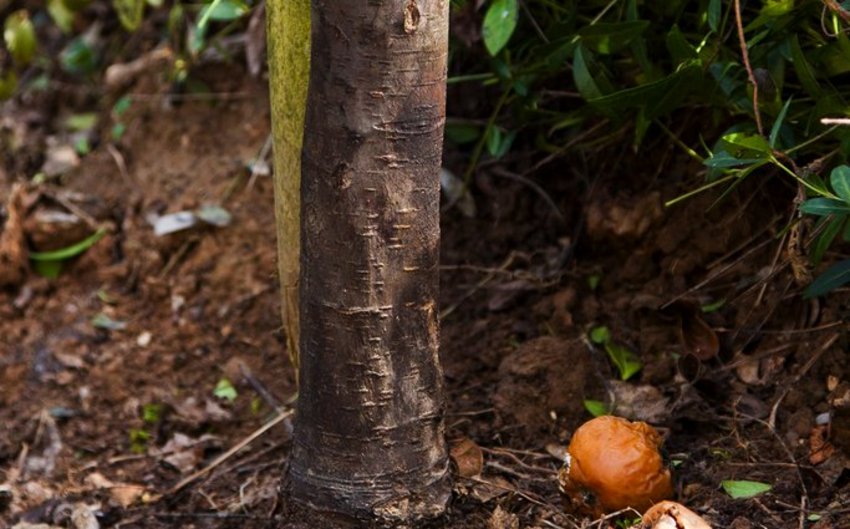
[558,415,673,516]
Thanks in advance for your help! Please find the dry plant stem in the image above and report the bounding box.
[290,0,451,520]
[661,236,774,309]
[768,332,839,427]
[490,167,564,221]
[104,47,173,89]
[440,253,516,319]
[267,0,309,382]
[40,189,102,232]
[755,230,789,307]
[463,476,547,507]
[821,117,850,125]
[162,409,293,497]
[734,0,764,136]
[752,415,809,529]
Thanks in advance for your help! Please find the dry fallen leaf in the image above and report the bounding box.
[450,437,484,478]
[679,311,719,361]
[84,472,146,508]
[609,381,670,424]
[470,475,513,503]
[0,184,28,287]
[487,505,519,529]
[108,485,146,508]
[809,425,834,465]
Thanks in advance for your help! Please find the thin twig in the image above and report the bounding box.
[106,144,132,185]
[768,332,839,428]
[152,511,266,520]
[440,252,515,319]
[159,409,293,498]
[734,0,764,135]
[821,117,850,125]
[520,0,549,43]
[490,167,564,221]
[660,236,774,309]
[463,475,555,510]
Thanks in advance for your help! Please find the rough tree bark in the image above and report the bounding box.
[289,0,451,521]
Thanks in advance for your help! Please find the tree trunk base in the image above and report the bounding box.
[289,462,450,523]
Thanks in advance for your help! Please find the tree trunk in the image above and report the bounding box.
[267,0,310,381]
[289,0,450,521]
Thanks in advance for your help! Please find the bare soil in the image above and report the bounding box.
[2,64,850,529]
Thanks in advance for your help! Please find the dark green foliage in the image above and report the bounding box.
[451,0,850,296]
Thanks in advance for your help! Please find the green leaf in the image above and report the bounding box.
[700,298,726,313]
[445,123,480,144]
[482,0,518,56]
[708,0,721,32]
[485,128,515,158]
[805,259,850,298]
[720,132,772,159]
[129,428,150,453]
[486,126,502,157]
[214,377,238,402]
[768,98,791,149]
[33,259,62,279]
[812,217,844,266]
[789,35,821,98]
[578,21,649,55]
[4,10,37,66]
[573,44,605,101]
[721,480,772,499]
[47,0,74,33]
[113,0,145,31]
[588,62,701,119]
[74,136,91,155]
[113,95,133,116]
[761,0,794,16]
[799,198,850,216]
[60,37,98,75]
[605,342,642,381]
[62,0,92,11]
[589,326,611,345]
[91,313,127,331]
[112,122,127,141]
[199,0,249,22]
[666,25,697,66]
[583,400,609,417]
[0,69,17,101]
[142,403,163,423]
[831,165,850,205]
[703,150,763,169]
[65,113,98,131]
[29,228,107,261]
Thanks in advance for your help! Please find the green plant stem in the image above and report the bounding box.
[786,125,839,155]
[196,0,224,32]
[665,173,739,207]
[462,89,510,184]
[447,72,496,84]
[655,120,704,163]
[771,155,838,199]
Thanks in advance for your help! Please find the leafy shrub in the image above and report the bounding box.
[448,0,850,295]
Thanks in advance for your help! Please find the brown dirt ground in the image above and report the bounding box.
[2,62,850,529]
